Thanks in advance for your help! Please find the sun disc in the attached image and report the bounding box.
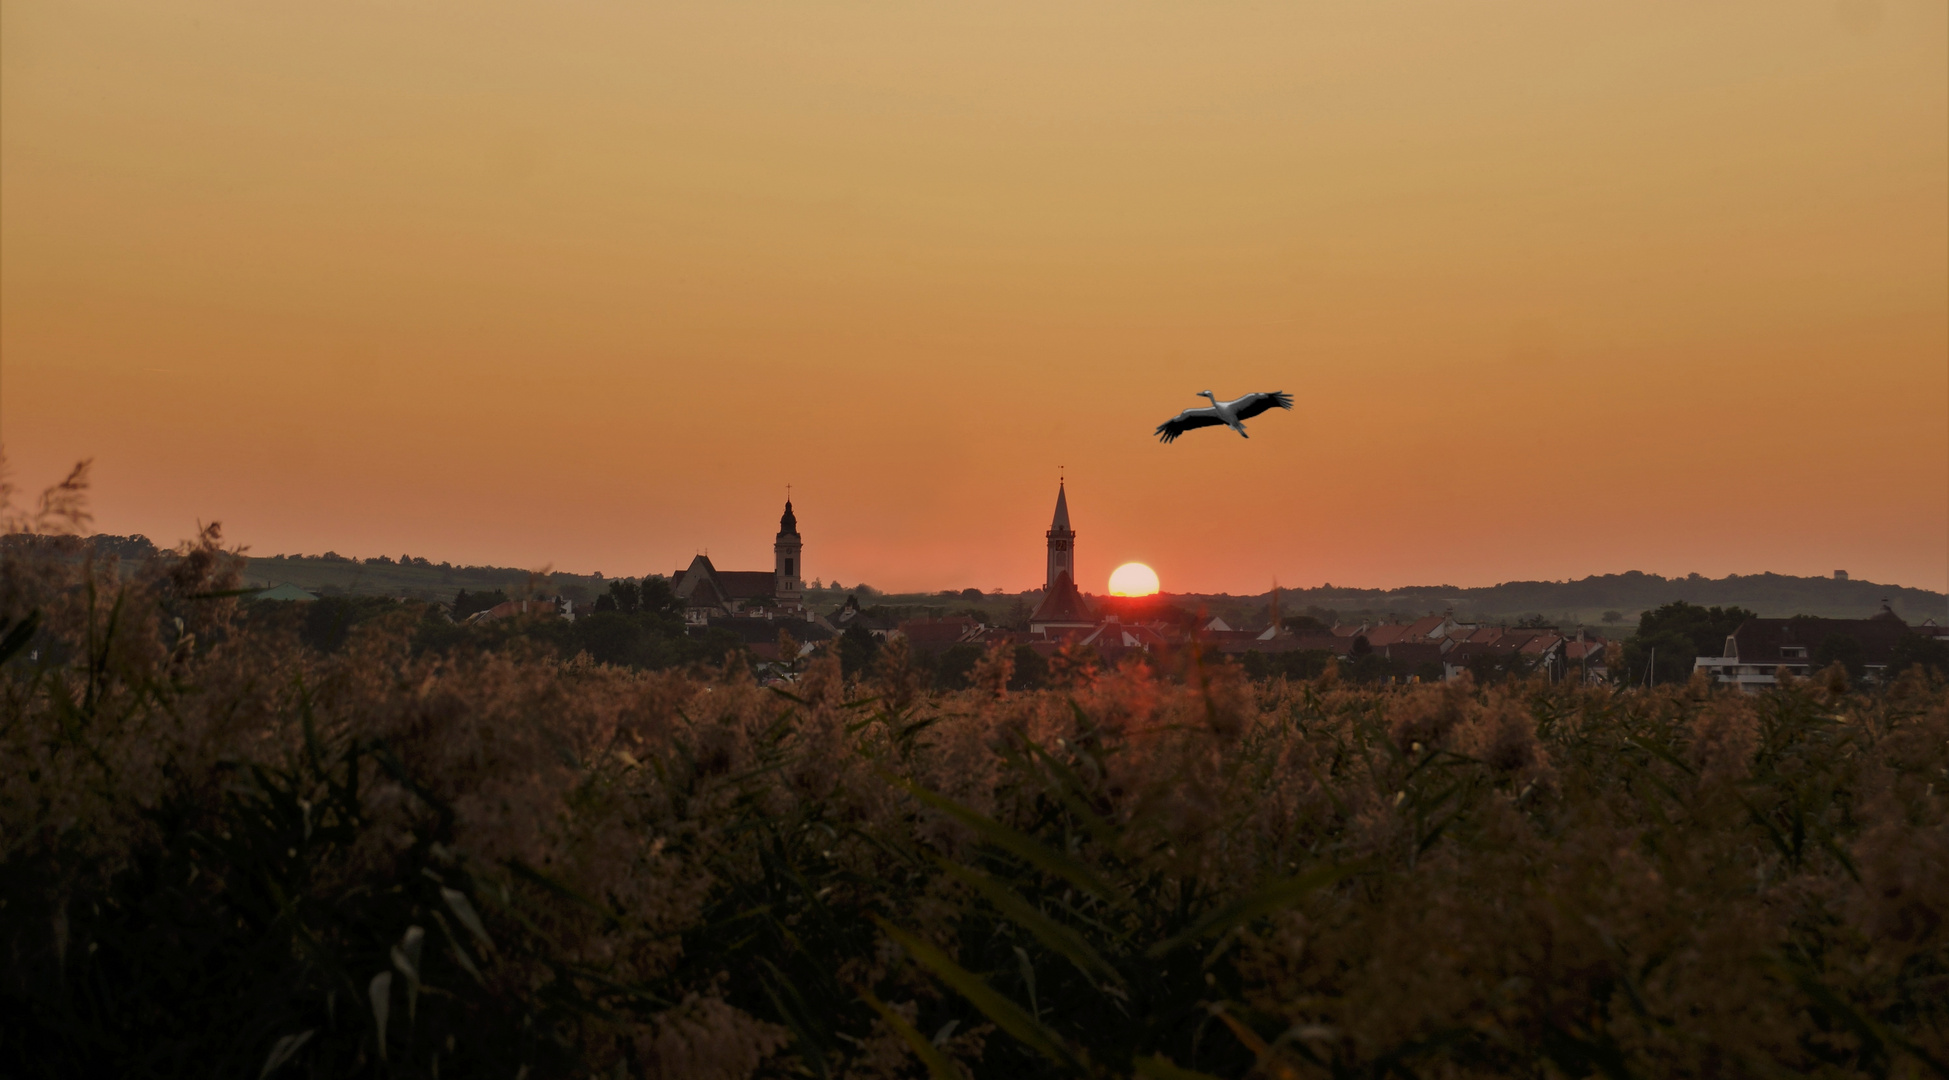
[1108,562,1160,597]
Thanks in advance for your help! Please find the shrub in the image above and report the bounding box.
[3,505,1945,1077]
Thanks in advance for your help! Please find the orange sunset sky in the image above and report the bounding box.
[3,1,1945,595]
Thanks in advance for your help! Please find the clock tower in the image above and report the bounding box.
[774,499,803,607]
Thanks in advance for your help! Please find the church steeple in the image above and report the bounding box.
[1031,479,1093,632]
[774,497,803,607]
[1045,480,1074,592]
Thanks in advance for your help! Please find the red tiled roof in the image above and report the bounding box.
[1490,631,1543,653]
[1363,624,1413,647]
[1229,632,1349,656]
[1380,642,1445,666]
[1442,641,1494,666]
[1082,621,1167,651]
[1729,616,1909,667]
[1565,639,1607,661]
[897,616,981,652]
[1030,573,1095,625]
[717,571,776,599]
[1518,634,1564,656]
[481,599,558,621]
[1404,615,1447,639]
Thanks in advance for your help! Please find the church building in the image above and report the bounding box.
[670,499,804,623]
[1028,481,1096,635]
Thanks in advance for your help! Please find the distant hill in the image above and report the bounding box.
[238,552,609,602]
[1225,571,1946,630]
[3,535,612,603]
[857,571,1946,634]
[22,536,1948,630]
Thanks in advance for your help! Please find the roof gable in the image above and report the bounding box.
[1730,616,1910,666]
[1030,573,1095,625]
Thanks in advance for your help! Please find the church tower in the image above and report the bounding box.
[1045,481,1075,591]
[774,499,803,607]
[1030,479,1093,634]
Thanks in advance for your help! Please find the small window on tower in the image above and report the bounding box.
[785,558,794,576]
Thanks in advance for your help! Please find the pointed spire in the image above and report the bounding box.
[778,497,798,535]
[1050,481,1071,532]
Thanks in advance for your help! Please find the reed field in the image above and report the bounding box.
[3,510,1946,1077]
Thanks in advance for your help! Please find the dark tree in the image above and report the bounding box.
[640,577,684,620]
[839,626,880,679]
[1345,650,1394,684]
[1624,601,1758,685]
[1466,649,1532,685]
[931,644,984,691]
[573,611,644,667]
[452,589,508,621]
[1890,632,1949,678]
[1812,633,1864,678]
[300,596,401,653]
[1241,648,1335,682]
[1634,601,1758,657]
[607,579,641,615]
[1009,645,1049,691]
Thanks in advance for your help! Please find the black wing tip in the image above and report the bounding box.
[1269,391,1293,409]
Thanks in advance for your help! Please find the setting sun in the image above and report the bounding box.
[1108,563,1160,597]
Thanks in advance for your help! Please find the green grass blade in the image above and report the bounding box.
[873,916,1084,1072]
[859,990,963,1080]
[934,858,1123,988]
[883,771,1117,902]
[1132,1053,1228,1080]
[0,610,41,665]
[1146,861,1363,959]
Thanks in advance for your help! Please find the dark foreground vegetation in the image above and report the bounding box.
[4,521,1947,1076]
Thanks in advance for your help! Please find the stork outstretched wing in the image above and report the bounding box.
[1230,391,1293,420]
[1155,410,1225,443]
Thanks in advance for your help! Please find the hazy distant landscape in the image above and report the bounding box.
[215,544,1945,629]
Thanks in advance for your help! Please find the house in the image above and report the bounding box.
[827,594,901,639]
[470,598,560,623]
[1338,615,1474,648]
[1565,633,1610,683]
[893,616,983,654]
[1376,641,1446,676]
[1694,609,1912,690]
[680,574,734,626]
[1079,618,1170,663]
[1431,627,1592,683]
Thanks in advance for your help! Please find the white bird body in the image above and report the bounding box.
[1155,390,1293,443]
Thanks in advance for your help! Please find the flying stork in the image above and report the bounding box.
[1154,390,1293,443]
